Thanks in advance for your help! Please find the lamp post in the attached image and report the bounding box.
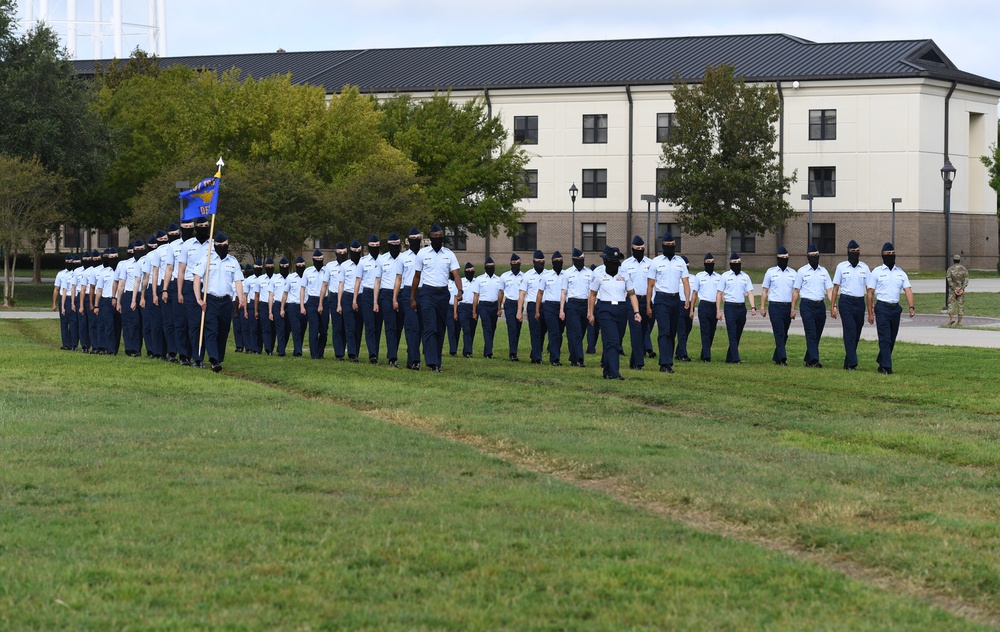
[801,193,813,251]
[890,197,902,245]
[569,183,578,251]
[941,160,956,310]
[176,180,190,220]
[640,194,657,247]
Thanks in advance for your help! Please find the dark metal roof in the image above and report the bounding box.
[72,33,1000,93]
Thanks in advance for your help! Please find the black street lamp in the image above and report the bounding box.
[569,184,578,251]
[801,193,813,251]
[640,194,657,247]
[891,197,902,244]
[941,160,956,309]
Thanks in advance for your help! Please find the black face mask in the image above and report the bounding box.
[368,246,380,258]
[408,238,421,253]
[777,257,788,271]
[157,239,168,249]
[133,249,144,260]
[168,232,181,242]
[430,236,444,252]
[465,270,475,281]
[313,259,323,271]
[180,226,194,241]
[605,261,621,276]
[485,265,496,277]
[552,261,563,274]
[295,265,305,276]
[280,266,289,278]
[265,266,274,277]
[350,251,361,265]
[730,263,741,275]
[510,264,521,275]
[632,249,644,261]
[807,255,820,270]
[195,226,210,243]
[882,254,896,269]
[662,244,676,259]
[389,244,401,258]
[848,252,860,266]
[215,245,229,259]
[336,252,347,264]
[704,263,715,275]
[533,261,544,274]
[573,258,584,271]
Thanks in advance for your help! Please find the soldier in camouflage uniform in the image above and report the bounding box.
[946,254,969,326]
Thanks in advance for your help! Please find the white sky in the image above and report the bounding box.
[18,0,1000,83]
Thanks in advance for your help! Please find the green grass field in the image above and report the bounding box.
[2,317,999,629]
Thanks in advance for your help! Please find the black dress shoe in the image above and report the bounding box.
[349,355,359,363]
[450,351,457,356]
[630,364,643,371]
[646,350,657,359]
[431,365,443,373]
[678,356,692,362]
[463,353,472,359]
[369,355,378,365]
[701,357,711,362]
[388,359,398,367]
[586,349,597,355]
[659,365,674,373]
[211,363,223,373]
[878,366,892,374]
[845,366,857,371]
[180,360,192,367]
[510,354,519,361]
[409,362,420,371]
[531,359,542,365]
[193,361,205,369]
[484,354,493,359]
[551,360,562,367]
[235,347,243,353]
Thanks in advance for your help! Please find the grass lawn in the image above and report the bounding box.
[2,317,999,629]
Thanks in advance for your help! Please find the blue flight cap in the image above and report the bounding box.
[704,252,714,261]
[387,232,400,242]
[349,240,362,250]
[146,237,156,246]
[264,258,274,265]
[91,249,100,257]
[295,256,305,264]
[155,229,167,238]
[807,244,819,253]
[464,261,474,269]
[729,252,740,261]
[368,235,379,244]
[408,227,421,237]
[215,232,228,243]
[194,216,209,226]
[552,250,563,260]
[166,223,179,231]
[244,263,253,272]
[104,248,116,255]
[485,256,495,264]
[510,253,520,262]
[848,240,860,249]
[430,223,442,233]
[533,250,544,260]
[602,247,624,262]
[253,259,262,266]
[335,242,346,250]
[572,248,584,258]
[312,248,323,258]
[64,254,73,261]
[133,239,144,248]
[777,246,789,255]
[602,245,611,255]
[632,235,644,246]
[662,231,675,242]
[882,242,894,252]
[279,257,289,265]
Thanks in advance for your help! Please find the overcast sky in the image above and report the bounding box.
[19,0,1000,83]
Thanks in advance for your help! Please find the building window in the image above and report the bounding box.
[523,170,538,198]
[656,113,677,143]
[583,114,608,144]
[730,231,756,254]
[514,116,538,145]
[581,223,607,252]
[809,109,837,141]
[656,167,671,199]
[64,225,82,250]
[445,226,466,251]
[808,167,836,197]
[513,222,537,252]
[97,229,119,249]
[811,223,836,254]
[656,223,682,253]
[582,169,607,198]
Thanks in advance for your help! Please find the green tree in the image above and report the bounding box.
[0,155,71,306]
[378,93,530,238]
[979,127,1000,213]
[660,65,797,247]
[0,5,108,278]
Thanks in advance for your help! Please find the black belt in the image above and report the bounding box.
[479,299,498,304]
[657,291,679,298]
[876,300,899,307]
[840,294,864,300]
[724,301,745,306]
[208,294,231,300]
[568,298,588,303]
[543,300,560,305]
[769,301,790,305]
[802,298,825,304]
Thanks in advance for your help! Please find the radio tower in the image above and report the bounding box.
[19,0,167,60]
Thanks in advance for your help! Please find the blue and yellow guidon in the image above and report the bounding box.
[179,176,220,221]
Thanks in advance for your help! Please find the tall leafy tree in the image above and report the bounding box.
[979,127,1000,213]
[0,155,71,306]
[378,93,530,238]
[660,65,797,246]
[0,3,108,278]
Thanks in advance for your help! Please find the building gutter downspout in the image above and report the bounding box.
[484,87,492,259]
[776,80,785,248]
[944,81,956,274]
[626,85,634,243]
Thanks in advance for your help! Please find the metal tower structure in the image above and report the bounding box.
[18,0,167,60]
